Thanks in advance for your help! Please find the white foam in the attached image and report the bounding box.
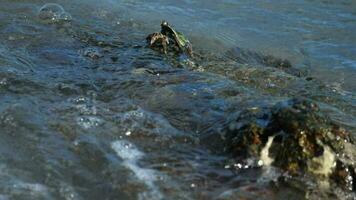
[75,104,97,115]
[59,182,80,200]
[111,140,144,160]
[76,116,103,129]
[116,108,181,135]
[9,182,52,199]
[259,135,275,166]
[308,143,336,176]
[111,140,163,200]
[13,182,48,193]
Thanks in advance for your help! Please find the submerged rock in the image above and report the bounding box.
[225,98,355,192]
[226,47,292,69]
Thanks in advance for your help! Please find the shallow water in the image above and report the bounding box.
[0,0,355,199]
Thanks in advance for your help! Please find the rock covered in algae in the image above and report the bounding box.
[225,98,355,191]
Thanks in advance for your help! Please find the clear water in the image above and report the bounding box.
[0,0,355,199]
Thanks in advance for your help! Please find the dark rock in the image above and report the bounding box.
[110,56,118,62]
[225,98,355,191]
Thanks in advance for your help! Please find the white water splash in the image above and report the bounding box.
[76,116,103,129]
[308,143,336,176]
[111,140,163,200]
[114,107,182,139]
[259,135,275,167]
[59,182,80,200]
[12,182,49,196]
[73,95,104,129]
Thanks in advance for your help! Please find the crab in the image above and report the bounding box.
[146,21,193,57]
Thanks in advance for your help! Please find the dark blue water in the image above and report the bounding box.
[0,0,355,199]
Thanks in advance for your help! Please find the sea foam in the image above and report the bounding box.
[111,140,163,200]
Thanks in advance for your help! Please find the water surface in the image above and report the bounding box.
[0,0,355,199]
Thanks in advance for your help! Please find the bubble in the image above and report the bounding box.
[76,116,103,129]
[81,47,103,59]
[38,3,72,23]
[0,78,7,86]
[258,160,264,167]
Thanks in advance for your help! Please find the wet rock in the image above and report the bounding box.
[225,98,355,192]
[224,47,306,77]
[71,140,109,171]
[262,55,292,69]
[226,47,291,68]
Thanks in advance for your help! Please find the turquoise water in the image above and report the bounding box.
[0,0,355,199]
